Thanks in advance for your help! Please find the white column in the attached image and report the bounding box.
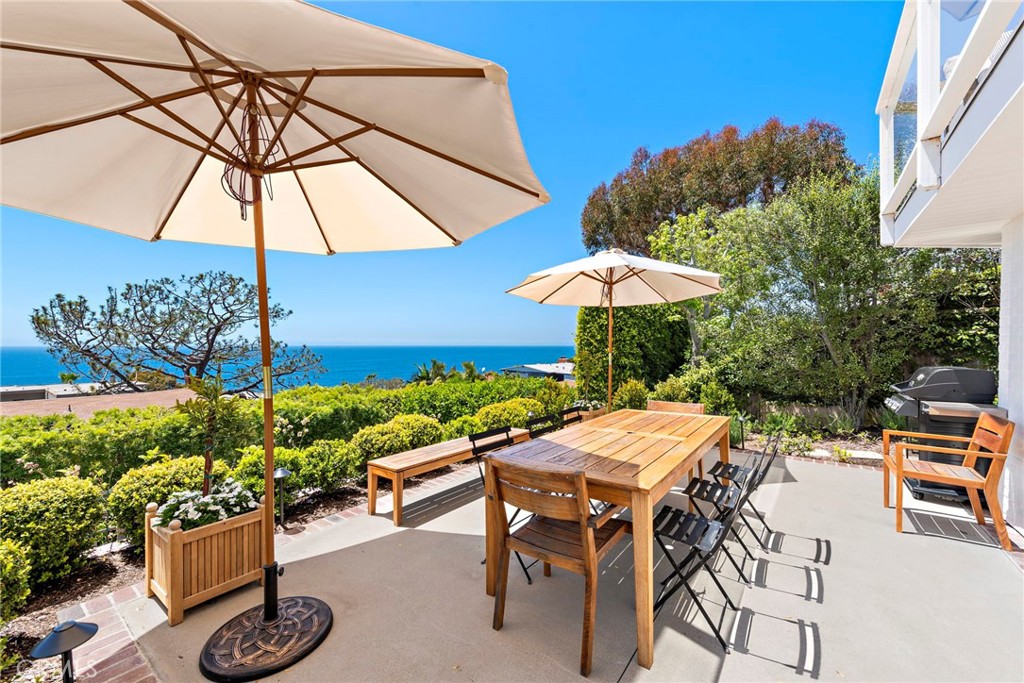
[999,214,1024,527]
[879,106,896,245]
[916,0,941,189]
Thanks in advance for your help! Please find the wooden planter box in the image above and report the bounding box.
[144,503,265,626]
[581,407,607,421]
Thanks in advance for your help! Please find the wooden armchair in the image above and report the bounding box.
[883,412,1015,550]
[486,459,630,677]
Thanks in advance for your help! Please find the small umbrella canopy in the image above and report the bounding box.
[507,249,721,406]
[2,2,547,678]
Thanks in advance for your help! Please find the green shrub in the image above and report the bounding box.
[232,447,307,502]
[698,380,736,416]
[611,379,649,410]
[651,365,737,414]
[396,377,547,423]
[349,414,445,473]
[475,398,545,430]
[108,456,229,549]
[302,440,360,487]
[0,540,31,620]
[443,415,484,440]
[0,476,104,586]
[275,388,392,445]
[532,378,576,416]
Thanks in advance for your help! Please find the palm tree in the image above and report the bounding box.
[461,361,483,382]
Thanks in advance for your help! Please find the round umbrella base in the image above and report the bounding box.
[199,596,332,682]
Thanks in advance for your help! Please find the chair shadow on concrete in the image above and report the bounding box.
[765,531,832,566]
[752,557,824,604]
[731,606,822,679]
[903,508,1007,549]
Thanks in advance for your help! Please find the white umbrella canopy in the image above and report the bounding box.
[507,249,721,406]
[1,0,548,253]
[2,2,548,679]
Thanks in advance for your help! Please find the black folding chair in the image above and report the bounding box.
[703,432,783,543]
[653,467,757,654]
[470,426,535,583]
[560,406,583,427]
[527,414,561,439]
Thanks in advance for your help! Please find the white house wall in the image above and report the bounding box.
[999,214,1024,527]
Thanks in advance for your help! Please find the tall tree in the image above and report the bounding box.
[31,271,323,392]
[581,118,852,255]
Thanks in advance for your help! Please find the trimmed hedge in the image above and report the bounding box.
[442,415,484,440]
[0,539,31,620]
[475,398,545,430]
[108,456,229,549]
[0,476,104,586]
[232,439,360,500]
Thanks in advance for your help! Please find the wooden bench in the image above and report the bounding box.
[367,428,529,526]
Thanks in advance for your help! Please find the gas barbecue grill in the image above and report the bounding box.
[884,367,1006,502]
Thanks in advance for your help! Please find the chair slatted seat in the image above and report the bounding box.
[683,477,742,510]
[707,460,752,485]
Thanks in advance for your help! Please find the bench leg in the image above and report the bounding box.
[882,459,890,508]
[393,476,403,526]
[367,468,378,517]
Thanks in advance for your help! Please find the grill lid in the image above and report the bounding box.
[889,367,996,403]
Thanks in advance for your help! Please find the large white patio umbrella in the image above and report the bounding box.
[1,2,547,679]
[507,249,720,407]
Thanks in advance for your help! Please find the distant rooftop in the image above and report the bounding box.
[501,362,575,378]
[0,388,194,419]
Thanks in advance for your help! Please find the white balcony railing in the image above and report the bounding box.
[877,0,1023,244]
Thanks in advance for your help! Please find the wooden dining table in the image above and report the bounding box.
[484,408,731,670]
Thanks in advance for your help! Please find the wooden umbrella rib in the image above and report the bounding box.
[153,86,246,241]
[87,59,238,160]
[0,41,234,75]
[261,71,317,164]
[120,112,235,165]
[539,272,585,304]
[260,67,488,78]
[505,275,547,294]
[266,125,374,171]
[122,0,246,75]
[261,84,460,246]
[177,37,244,153]
[254,88,335,255]
[266,158,358,174]
[261,80,543,200]
[669,271,722,293]
[633,270,671,303]
[1,77,239,145]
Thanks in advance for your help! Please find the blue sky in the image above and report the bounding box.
[0,1,903,348]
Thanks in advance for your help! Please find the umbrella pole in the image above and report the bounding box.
[198,91,332,683]
[606,280,614,409]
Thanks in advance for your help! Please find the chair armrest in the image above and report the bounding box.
[895,442,1008,462]
[883,429,972,443]
[587,504,623,529]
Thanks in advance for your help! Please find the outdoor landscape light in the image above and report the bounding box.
[273,467,292,529]
[30,620,97,683]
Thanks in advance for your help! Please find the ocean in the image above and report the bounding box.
[0,345,575,387]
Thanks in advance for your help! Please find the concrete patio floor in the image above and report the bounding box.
[115,452,1024,682]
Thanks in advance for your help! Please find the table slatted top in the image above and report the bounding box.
[489,409,730,492]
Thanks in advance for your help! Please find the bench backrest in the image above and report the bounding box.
[647,400,705,414]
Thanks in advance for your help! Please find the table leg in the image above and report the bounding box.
[719,430,730,464]
[631,489,654,669]
[485,472,499,597]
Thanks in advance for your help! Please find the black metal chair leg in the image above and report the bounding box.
[721,545,751,585]
[681,578,731,654]
[739,511,768,550]
[515,551,532,584]
[700,562,737,610]
[746,499,773,534]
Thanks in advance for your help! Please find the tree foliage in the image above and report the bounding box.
[648,169,1000,425]
[582,118,852,255]
[31,271,324,392]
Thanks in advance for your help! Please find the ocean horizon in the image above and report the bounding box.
[0,345,575,388]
